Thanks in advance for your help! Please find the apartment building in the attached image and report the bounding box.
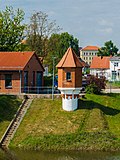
[80,46,100,65]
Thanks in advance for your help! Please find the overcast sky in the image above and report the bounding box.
[1,0,120,49]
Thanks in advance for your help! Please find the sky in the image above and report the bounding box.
[0,0,120,49]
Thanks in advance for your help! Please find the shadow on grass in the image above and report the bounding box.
[78,99,120,116]
[0,95,21,122]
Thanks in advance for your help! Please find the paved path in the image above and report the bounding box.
[103,88,120,93]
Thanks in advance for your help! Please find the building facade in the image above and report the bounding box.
[0,52,44,94]
[80,46,99,65]
[110,57,120,81]
[90,56,111,80]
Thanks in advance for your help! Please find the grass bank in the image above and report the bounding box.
[10,94,120,151]
[0,95,22,139]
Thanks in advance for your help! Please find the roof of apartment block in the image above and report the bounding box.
[90,56,110,69]
[56,47,83,68]
[81,46,100,51]
[0,51,35,70]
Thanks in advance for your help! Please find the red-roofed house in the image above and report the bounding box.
[0,51,44,94]
[90,56,111,79]
[80,46,100,65]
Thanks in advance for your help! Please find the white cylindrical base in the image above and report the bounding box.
[58,87,81,111]
[62,96,78,111]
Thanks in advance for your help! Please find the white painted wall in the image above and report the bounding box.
[62,97,78,111]
[110,60,120,81]
[59,88,81,111]
[90,69,111,80]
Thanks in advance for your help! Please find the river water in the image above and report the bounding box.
[0,149,120,160]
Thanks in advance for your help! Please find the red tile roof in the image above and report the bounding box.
[90,56,110,69]
[0,51,34,70]
[82,46,100,51]
[79,58,89,67]
[56,47,83,68]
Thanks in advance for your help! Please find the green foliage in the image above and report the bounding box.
[85,75,106,94]
[0,6,26,51]
[45,32,79,73]
[44,76,52,86]
[97,40,118,57]
[85,83,98,94]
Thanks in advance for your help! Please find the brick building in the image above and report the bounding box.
[56,47,83,111]
[0,51,44,94]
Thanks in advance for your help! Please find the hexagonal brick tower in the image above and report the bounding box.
[56,47,83,111]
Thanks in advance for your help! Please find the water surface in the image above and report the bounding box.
[0,149,120,160]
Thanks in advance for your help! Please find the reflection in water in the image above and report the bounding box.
[0,149,120,160]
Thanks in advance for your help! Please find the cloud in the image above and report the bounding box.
[98,27,113,34]
[98,18,113,27]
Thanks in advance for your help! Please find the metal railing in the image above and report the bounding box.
[22,86,60,94]
[0,86,60,95]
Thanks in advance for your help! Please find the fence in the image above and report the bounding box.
[22,86,60,94]
[1,86,60,95]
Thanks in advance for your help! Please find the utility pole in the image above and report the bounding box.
[52,57,56,100]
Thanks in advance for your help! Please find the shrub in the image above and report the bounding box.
[85,75,106,94]
[44,76,52,86]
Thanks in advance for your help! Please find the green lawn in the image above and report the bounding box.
[107,81,120,88]
[10,94,120,151]
[0,95,22,139]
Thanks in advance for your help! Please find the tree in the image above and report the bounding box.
[0,6,26,51]
[97,40,118,57]
[45,32,79,73]
[26,11,61,58]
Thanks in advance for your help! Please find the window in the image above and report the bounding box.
[24,71,28,86]
[66,72,71,81]
[5,74,12,88]
[36,71,42,86]
[32,71,35,86]
[114,62,118,67]
[112,71,116,80]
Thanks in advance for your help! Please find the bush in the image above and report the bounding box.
[44,76,52,86]
[85,75,106,94]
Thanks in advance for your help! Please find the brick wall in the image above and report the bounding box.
[58,67,82,88]
[0,71,20,94]
[22,54,44,87]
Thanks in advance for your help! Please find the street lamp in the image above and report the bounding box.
[52,57,56,100]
